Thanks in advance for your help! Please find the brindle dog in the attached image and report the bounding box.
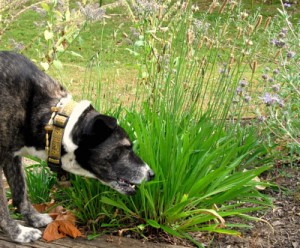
[0,51,154,243]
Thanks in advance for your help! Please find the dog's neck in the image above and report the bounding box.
[45,98,91,181]
[46,98,77,166]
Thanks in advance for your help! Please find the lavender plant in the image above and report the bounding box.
[253,5,300,159]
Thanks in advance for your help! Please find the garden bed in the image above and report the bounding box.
[197,165,300,248]
[1,164,299,248]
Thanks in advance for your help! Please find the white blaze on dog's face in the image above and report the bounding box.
[62,108,154,195]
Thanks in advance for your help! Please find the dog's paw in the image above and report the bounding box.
[29,213,53,228]
[14,225,42,243]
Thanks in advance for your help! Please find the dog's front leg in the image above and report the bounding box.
[0,166,42,243]
[3,156,52,238]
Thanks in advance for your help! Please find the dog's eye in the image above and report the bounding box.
[106,147,122,161]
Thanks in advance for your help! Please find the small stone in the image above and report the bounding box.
[272,220,284,226]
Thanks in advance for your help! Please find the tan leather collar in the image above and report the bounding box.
[45,99,78,182]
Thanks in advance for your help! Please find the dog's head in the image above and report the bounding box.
[61,113,154,195]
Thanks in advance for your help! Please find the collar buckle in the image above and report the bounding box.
[53,113,69,128]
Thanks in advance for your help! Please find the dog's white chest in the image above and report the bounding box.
[14,146,47,160]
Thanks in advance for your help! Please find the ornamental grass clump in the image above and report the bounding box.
[66,1,282,245]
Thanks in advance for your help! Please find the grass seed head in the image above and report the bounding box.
[219,0,229,14]
[248,25,254,36]
[208,0,219,13]
[229,53,235,65]
[255,15,263,30]
[229,1,237,10]
[245,39,253,46]
[240,12,248,20]
[237,27,243,38]
[264,17,272,30]
[252,61,257,74]
[187,28,195,44]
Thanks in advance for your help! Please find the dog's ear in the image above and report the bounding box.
[80,114,118,147]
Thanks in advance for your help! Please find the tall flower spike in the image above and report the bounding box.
[264,17,272,30]
[255,15,263,30]
[219,0,229,14]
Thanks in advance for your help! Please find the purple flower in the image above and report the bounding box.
[268,77,274,83]
[275,40,286,48]
[260,93,276,106]
[261,93,272,106]
[219,67,228,75]
[257,115,266,123]
[278,32,286,38]
[287,50,296,59]
[9,39,24,52]
[239,79,248,87]
[262,74,268,80]
[244,95,251,103]
[284,3,291,8]
[132,0,160,16]
[236,86,243,94]
[77,2,105,21]
[272,84,280,92]
[31,6,46,16]
[260,93,284,107]
[281,28,288,34]
[270,39,285,48]
[130,27,140,38]
[273,68,280,75]
[278,99,284,108]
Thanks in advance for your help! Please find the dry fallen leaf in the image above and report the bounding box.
[57,220,82,238]
[48,212,60,220]
[33,203,55,213]
[56,212,77,225]
[43,221,66,242]
[36,203,83,242]
[43,216,83,242]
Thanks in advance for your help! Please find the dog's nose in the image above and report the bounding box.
[147,169,155,181]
